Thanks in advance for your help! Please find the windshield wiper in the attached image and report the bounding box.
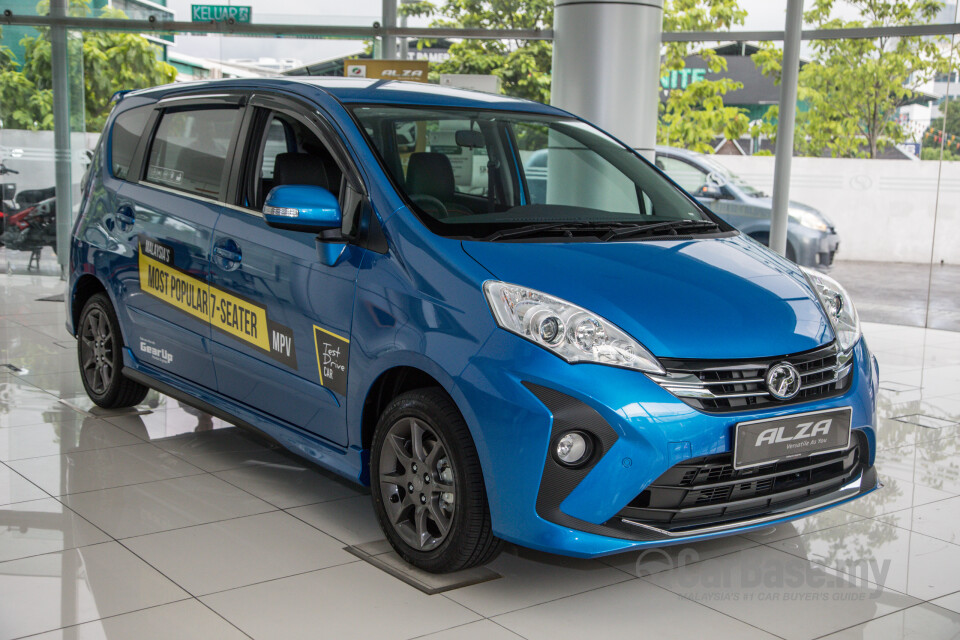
[485,221,629,241]
[600,219,720,242]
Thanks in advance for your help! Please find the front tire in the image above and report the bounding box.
[77,293,149,408]
[371,388,502,573]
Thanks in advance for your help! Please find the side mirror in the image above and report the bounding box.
[697,184,724,200]
[263,185,342,232]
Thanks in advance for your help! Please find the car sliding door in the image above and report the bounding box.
[117,95,245,387]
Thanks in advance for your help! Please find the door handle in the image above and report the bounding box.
[213,246,242,263]
[213,239,242,271]
[116,205,135,227]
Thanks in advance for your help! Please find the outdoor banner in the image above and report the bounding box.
[344,59,429,83]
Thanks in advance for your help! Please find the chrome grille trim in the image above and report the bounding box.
[649,342,853,412]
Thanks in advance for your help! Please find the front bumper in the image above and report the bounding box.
[793,227,841,269]
[453,334,879,558]
[615,466,878,542]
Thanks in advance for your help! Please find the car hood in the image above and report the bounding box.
[462,234,834,360]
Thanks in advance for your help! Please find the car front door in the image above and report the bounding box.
[206,94,365,446]
[115,96,245,386]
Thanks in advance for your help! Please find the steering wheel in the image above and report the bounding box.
[410,194,449,219]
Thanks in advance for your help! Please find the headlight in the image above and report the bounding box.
[790,208,829,232]
[802,267,860,352]
[483,281,664,374]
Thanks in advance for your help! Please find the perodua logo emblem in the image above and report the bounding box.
[765,362,801,400]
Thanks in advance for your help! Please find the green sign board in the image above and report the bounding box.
[660,67,707,90]
[191,4,252,23]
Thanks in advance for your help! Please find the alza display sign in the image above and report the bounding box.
[191,4,252,23]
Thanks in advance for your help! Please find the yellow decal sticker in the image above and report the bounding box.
[138,239,297,368]
[313,325,350,396]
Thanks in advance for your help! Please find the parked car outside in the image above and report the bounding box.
[68,78,878,573]
[654,146,840,268]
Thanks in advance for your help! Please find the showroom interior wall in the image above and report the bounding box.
[1,0,959,333]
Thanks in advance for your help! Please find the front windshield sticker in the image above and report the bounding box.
[313,326,349,396]
[138,236,298,369]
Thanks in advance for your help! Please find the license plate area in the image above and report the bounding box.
[733,407,852,470]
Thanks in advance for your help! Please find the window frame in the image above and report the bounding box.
[108,104,152,182]
[227,91,369,239]
[346,103,730,241]
[139,100,246,202]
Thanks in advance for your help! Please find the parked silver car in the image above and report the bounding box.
[655,146,840,268]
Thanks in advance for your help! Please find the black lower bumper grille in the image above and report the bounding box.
[611,430,868,533]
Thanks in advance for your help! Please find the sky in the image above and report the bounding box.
[162,0,957,69]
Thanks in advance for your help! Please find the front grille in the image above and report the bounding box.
[650,342,853,412]
[611,430,867,533]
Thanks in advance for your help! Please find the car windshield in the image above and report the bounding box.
[351,106,727,240]
[698,155,766,198]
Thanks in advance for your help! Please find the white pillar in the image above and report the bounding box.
[51,0,73,273]
[381,0,398,60]
[769,0,803,257]
[551,0,664,161]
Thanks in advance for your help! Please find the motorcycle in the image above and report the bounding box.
[1,161,57,253]
[1,196,57,255]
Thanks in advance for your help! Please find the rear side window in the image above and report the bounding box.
[110,107,150,180]
[145,108,242,198]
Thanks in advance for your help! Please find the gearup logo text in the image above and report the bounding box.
[634,547,891,601]
[139,339,174,365]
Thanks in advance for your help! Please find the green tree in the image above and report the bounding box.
[755,0,954,158]
[405,0,748,150]
[922,96,960,159]
[403,0,553,103]
[0,0,176,132]
[658,0,751,152]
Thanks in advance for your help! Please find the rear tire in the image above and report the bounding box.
[370,388,502,573]
[77,293,149,408]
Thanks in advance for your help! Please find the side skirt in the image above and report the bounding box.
[121,362,364,485]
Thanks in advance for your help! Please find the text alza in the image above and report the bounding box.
[755,419,832,446]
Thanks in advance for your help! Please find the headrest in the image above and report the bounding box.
[406,152,456,201]
[273,152,330,191]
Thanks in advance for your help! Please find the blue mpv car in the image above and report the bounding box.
[69,78,879,573]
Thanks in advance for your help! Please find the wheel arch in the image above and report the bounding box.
[360,365,447,455]
[70,274,108,337]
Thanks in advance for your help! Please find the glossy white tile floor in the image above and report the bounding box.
[2,272,960,640]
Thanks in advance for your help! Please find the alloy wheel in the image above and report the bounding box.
[79,308,114,395]
[378,417,457,551]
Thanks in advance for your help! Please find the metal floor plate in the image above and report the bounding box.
[345,539,501,595]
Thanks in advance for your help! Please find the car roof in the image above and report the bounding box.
[128,77,570,117]
[654,145,703,159]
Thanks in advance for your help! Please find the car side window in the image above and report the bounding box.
[261,119,293,180]
[245,109,344,212]
[144,107,242,198]
[656,155,707,194]
[110,106,151,180]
